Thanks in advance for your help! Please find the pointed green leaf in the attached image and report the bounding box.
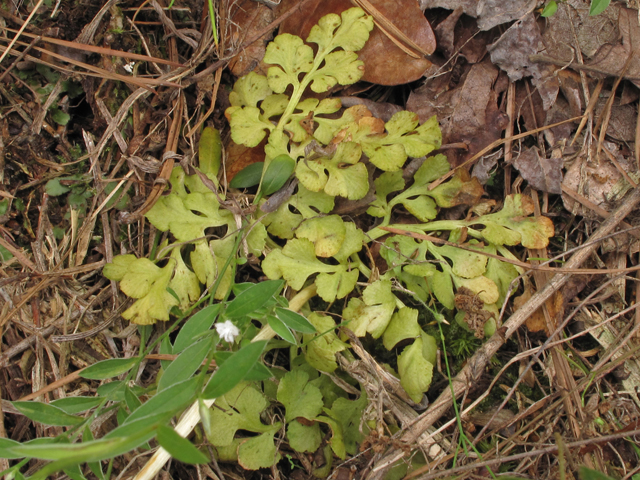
[50,397,103,414]
[173,304,221,353]
[275,307,316,334]
[229,162,264,189]
[158,338,212,391]
[80,357,138,380]
[261,154,295,195]
[267,315,297,344]
[203,341,267,399]
[12,402,84,427]
[157,425,210,464]
[225,280,284,318]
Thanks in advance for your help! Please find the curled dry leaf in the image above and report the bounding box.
[488,13,559,110]
[512,146,563,194]
[422,0,537,30]
[408,61,509,168]
[277,0,435,85]
[562,143,637,219]
[542,1,640,86]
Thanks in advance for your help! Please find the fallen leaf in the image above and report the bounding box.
[542,1,640,87]
[228,0,276,77]
[512,146,562,194]
[513,283,546,334]
[562,143,637,219]
[277,0,435,85]
[488,13,559,110]
[408,61,510,168]
[224,138,267,182]
[423,0,537,30]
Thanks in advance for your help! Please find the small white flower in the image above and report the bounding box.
[215,320,240,343]
[124,61,135,73]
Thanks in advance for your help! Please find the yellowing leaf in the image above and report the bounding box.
[397,337,433,403]
[295,141,368,200]
[277,369,324,421]
[303,313,348,372]
[296,215,346,258]
[383,307,421,351]
[343,280,397,338]
[207,383,272,447]
[358,112,442,171]
[264,34,314,93]
[471,195,555,249]
[262,184,335,240]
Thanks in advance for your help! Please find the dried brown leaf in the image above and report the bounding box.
[228,0,276,77]
[277,0,435,85]
[488,13,559,110]
[512,146,563,194]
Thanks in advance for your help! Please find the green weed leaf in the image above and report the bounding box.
[296,141,369,200]
[50,397,103,414]
[303,312,348,372]
[238,429,281,470]
[541,0,558,16]
[268,315,297,344]
[261,154,296,195]
[158,338,212,391]
[198,126,221,177]
[12,401,84,427]
[207,383,273,447]
[287,420,322,453]
[265,34,314,93]
[275,307,316,334]
[589,0,610,15]
[343,280,397,338]
[471,194,555,248]
[359,113,441,171]
[173,304,220,353]
[397,335,434,403]
[225,280,284,318]
[230,162,264,189]
[579,466,616,480]
[278,369,324,421]
[124,377,200,424]
[157,425,210,464]
[296,215,346,258]
[203,341,267,399]
[262,185,334,239]
[80,357,138,380]
[325,391,368,455]
[315,415,346,459]
[262,238,338,289]
[45,178,71,196]
[383,307,421,350]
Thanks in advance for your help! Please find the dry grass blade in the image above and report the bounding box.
[3,27,184,67]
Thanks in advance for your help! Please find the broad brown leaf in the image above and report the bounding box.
[277,0,435,85]
[512,147,562,194]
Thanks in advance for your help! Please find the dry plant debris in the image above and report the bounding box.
[1,0,640,479]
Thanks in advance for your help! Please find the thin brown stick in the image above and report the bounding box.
[407,428,640,480]
[1,27,184,67]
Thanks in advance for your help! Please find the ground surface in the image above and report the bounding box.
[1,0,640,479]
